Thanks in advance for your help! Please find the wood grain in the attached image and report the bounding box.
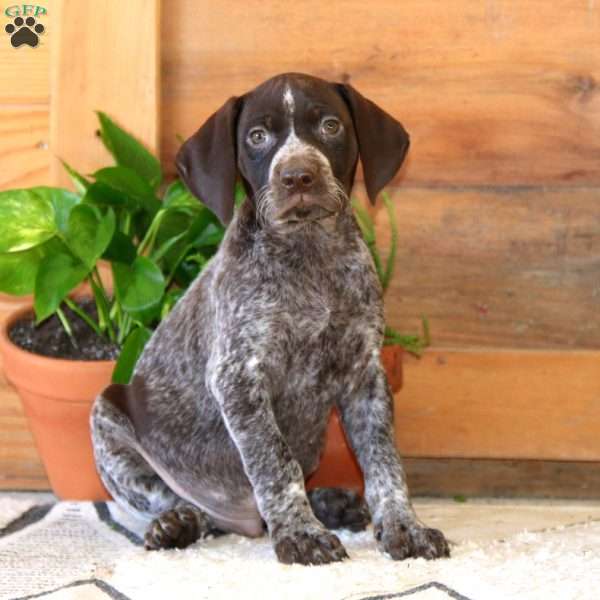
[161,0,600,186]
[2,348,599,491]
[0,0,49,105]
[0,0,50,190]
[0,109,50,189]
[50,0,161,187]
[399,349,600,461]
[371,185,600,349]
[405,458,600,499]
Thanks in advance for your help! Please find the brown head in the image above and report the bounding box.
[176,73,410,228]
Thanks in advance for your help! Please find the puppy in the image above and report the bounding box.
[91,73,449,565]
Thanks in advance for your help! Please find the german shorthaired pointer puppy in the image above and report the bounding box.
[91,73,449,565]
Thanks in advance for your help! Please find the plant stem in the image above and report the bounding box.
[90,268,116,342]
[56,306,78,349]
[122,212,131,236]
[381,192,398,294]
[64,297,103,337]
[118,313,132,345]
[138,209,166,256]
[165,244,191,287]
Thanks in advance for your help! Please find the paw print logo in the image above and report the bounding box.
[5,16,45,48]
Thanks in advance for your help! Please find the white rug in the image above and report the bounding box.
[1,493,599,600]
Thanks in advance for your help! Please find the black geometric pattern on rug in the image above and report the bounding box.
[10,578,132,600]
[352,582,474,600]
[0,504,54,538]
[11,579,473,600]
[93,502,144,546]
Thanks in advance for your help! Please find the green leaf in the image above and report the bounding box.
[151,230,188,262]
[0,189,56,252]
[173,256,204,287]
[97,111,162,190]
[235,180,246,207]
[186,211,225,248]
[0,187,80,254]
[380,192,398,293]
[351,199,375,243]
[45,187,81,234]
[102,230,137,264]
[153,210,196,267]
[65,205,116,269]
[61,160,90,194]
[112,256,165,322]
[163,180,202,214]
[0,237,69,296]
[34,252,90,322]
[93,166,161,217]
[82,181,135,210]
[189,222,225,248]
[112,326,152,384]
[0,246,45,295]
[160,288,184,320]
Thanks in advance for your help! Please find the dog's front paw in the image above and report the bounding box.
[273,526,349,565]
[374,515,450,560]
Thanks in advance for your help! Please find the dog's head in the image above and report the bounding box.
[176,73,410,227]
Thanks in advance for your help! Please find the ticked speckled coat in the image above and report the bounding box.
[91,73,449,565]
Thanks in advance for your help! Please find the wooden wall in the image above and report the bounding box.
[0,0,50,488]
[1,0,599,493]
[162,0,600,349]
[0,1,50,188]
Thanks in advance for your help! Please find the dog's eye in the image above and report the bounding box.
[248,128,268,146]
[321,118,341,136]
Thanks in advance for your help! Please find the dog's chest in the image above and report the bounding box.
[251,237,381,385]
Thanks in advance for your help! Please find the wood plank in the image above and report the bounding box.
[161,0,600,186]
[0,0,50,190]
[2,347,599,490]
[0,1,50,105]
[372,185,600,349]
[405,458,600,499]
[0,361,49,490]
[50,0,161,188]
[0,109,50,189]
[398,349,600,461]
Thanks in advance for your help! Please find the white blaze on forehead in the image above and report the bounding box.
[268,84,333,182]
[283,85,295,117]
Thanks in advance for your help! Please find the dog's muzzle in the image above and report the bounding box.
[274,159,338,222]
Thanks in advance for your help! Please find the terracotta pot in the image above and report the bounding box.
[0,305,112,500]
[306,345,403,492]
[1,302,403,499]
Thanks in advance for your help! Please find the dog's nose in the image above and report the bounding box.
[280,167,315,192]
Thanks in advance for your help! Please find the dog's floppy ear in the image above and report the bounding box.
[175,96,242,225]
[337,84,410,204]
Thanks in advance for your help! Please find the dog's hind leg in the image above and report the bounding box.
[308,488,371,532]
[91,386,220,550]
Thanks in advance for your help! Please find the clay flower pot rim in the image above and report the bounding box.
[0,303,115,370]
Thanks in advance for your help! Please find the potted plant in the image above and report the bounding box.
[0,112,226,499]
[0,113,427,499]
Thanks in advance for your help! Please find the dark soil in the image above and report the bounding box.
[9,298,120,361]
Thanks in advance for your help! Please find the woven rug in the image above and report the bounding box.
[1,493,599,600]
